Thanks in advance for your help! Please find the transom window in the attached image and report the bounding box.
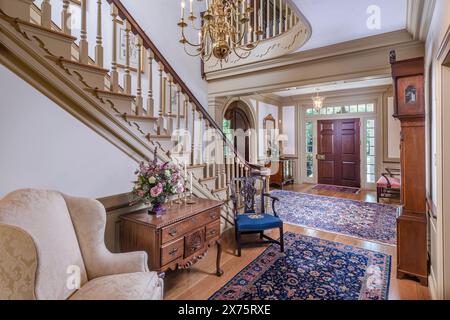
[305,103,375,116]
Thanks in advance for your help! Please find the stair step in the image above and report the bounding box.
[1,0,34,22]
[125,115,158,122]
[199,176,217,183]
[47,56,109,89]
[188,164,207,170]
[212,187,227,194]
[164,114,185,119]
[147,134,172,140]
[14,19,76,60]
[199,176,218,191]
[86,88,135,114]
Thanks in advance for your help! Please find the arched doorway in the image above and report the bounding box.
[223,101,252,162]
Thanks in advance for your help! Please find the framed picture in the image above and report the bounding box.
[116,21,144,73]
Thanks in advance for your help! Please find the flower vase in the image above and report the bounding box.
[148,202,166,216]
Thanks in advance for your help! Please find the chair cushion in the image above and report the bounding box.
[376,176,401,188]
[236,214,283,231]
[70,272,163,300]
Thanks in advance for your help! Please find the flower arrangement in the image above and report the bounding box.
[132,149,184,215]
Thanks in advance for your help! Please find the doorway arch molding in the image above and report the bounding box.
[220,97,258,164]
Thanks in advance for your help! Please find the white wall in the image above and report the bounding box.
[0,65,137,199]
[282,106,296,155]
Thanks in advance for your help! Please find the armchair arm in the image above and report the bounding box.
[63,195,149,280]
[263,193,280,217]
[0,224,38,300]
[90,250,149,278]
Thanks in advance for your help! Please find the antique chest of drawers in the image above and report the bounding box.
[120,198,224,276]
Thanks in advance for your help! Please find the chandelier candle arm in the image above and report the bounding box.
[178,0,264,64]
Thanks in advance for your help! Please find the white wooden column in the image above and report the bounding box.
[79,0,89,64]
[110,4,119,92]
[95,0,104,68]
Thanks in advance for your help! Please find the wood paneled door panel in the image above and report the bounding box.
[318,119,361,188]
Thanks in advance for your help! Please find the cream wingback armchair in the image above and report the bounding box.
[0,189,163,300]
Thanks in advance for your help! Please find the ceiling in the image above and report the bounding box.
[293,0,407,52]
[273,77,393,98]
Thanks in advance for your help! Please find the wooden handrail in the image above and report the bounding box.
[107,0,262,172]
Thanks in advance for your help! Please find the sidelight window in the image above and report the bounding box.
[305,121,314,178]
[366,119,376,183]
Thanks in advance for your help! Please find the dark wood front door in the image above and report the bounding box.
[317,118,361,188]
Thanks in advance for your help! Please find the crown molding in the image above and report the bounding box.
[280,85,391,105]
[206,29,416,81]
[407,0,436,41]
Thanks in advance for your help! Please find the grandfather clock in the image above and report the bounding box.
[390,51,428,286]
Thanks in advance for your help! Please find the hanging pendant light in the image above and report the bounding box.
[312,89,325,112]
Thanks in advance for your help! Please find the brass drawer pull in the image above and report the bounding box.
[209,229,216,235]
[169,228,177,237]
[169,248,179,256]
[210,212,217,219]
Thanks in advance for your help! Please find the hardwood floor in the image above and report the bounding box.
[164,184,430,300]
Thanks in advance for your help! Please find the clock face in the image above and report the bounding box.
[396,75,424,116]
[405,85,417,104]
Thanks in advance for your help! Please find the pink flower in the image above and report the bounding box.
[150,183,163,197]
[136,190,145,197]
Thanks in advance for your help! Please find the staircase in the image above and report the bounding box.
[0,0,266,231]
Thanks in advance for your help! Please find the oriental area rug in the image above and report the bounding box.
[270,190,398,245]
[210,233,391,300]
[312,184,361,194]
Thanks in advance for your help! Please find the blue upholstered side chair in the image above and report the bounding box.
[230,176,284,257]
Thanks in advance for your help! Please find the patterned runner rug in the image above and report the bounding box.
[312,184,361,194]
[271,190,398,245]
[210,232,391,300]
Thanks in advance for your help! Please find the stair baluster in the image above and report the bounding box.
[41,0,51,28]
[157,62,164,134]
[147,49,155,116]
[176,84,181,130]
[167,76,173,134]
[62,0,71,35]
[184,94,189,130]
[110,4,119,92]
[191,105,196,165]
[136,36,144,115]
[79,0,88,64]
[123,20,132,94]
[95,0,104,68]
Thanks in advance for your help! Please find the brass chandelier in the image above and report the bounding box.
[178,0,264,64]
